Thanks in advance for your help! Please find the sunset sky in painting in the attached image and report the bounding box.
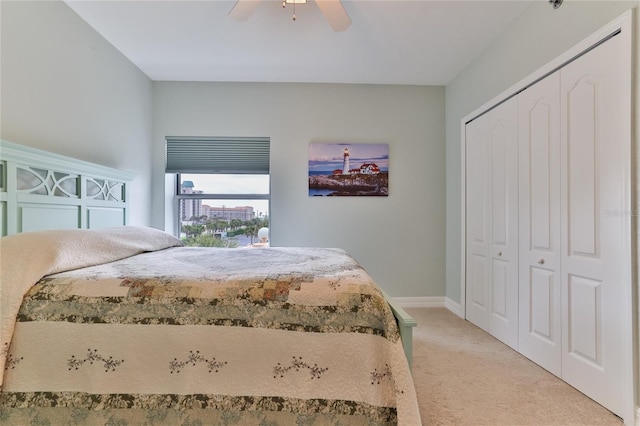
[308,143,389,174]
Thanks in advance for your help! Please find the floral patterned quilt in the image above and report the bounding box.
[0,244,420,425]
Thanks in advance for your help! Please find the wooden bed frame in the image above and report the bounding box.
[0,140,416,367]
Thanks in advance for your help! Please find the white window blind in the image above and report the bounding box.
[166,136,270,174]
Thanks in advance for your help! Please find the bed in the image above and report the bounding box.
[0,141,420,425]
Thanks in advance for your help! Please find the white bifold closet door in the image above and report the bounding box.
[517,71,562,377]
[515,30,629,417]
[465,97,519,350]
[558,30,629,417]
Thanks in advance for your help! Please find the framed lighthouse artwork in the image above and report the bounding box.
[308,143,389,196]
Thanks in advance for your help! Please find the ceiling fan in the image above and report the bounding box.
[229,0,352,32]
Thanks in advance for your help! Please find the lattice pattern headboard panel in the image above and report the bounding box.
[0,141,135,236]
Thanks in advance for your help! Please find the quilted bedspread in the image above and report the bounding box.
[0,228,420,425]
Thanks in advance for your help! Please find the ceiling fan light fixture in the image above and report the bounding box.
[282,0,306,21]
[231,0,351,31]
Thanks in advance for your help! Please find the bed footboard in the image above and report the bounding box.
[381,289,417,370]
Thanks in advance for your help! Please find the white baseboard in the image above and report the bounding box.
[393,296,445,309]
[445,297,463,318]
[634,406,639,426]
[392,296,465,318]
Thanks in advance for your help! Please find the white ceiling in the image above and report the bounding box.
[64,0,534,86]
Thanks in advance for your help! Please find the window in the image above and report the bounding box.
[166,137,270,248]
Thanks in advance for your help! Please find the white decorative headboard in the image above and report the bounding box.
[0,140,134,236]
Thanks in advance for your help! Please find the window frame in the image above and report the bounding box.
[165,136,271,243]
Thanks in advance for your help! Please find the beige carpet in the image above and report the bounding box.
[406,307,622,426]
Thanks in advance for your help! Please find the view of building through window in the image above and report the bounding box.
[178,174,269,248]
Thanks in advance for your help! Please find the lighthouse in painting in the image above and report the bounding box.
[342,147,350,175]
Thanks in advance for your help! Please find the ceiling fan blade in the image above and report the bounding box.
[229,0,262,21]
[315,0,351,32]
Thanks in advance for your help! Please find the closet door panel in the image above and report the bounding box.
[566,77,599,258]
[487,98,519,350]
[567,275,602,363]
[491,259,508,318]
[529,268,554,341]
[465,117,490,331]
[560,31,629,417]
[491,122,509,246]
[469,255,487,311]
[465,97,518,347]
[518,72,561,376]
[529,103,554,251]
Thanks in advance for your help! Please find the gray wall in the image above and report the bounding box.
[445,1,640,306]
[0,0,154,226]
[153,82,445,297]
